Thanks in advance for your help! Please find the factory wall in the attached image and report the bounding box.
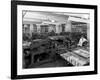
[23,21,88,35]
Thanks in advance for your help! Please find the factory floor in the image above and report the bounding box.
[29,55,73,68]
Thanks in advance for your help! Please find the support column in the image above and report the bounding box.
[87,23,90,41]
[30,24,33,37]
[65,20,72,32]
[24,24,29,34]
[59,24,62,33]
[37,24,41,33]
[23,24,27,33]
[55,24,60,33]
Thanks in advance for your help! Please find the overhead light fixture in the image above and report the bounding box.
[82,15,89,19]
[51,20,55,22]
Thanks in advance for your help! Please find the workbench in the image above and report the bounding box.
[59,48,89,66]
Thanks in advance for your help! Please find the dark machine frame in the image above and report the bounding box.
[11,0,98,79]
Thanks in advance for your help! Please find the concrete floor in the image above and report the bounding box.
[29,55,73,68]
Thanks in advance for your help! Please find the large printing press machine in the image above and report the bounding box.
[23,35,89,68]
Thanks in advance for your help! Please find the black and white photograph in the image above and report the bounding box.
[11,1,97,79]
[22,11,90,69]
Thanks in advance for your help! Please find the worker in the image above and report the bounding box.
[77,35,88,47]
